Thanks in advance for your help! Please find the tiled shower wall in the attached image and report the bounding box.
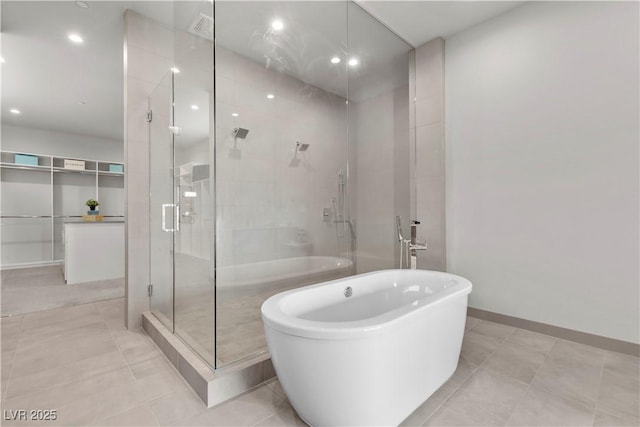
[354,85,411,273]
[412,38,446,271]
[214,47,351,266]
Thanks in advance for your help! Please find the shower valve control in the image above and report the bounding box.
[323,208,331,222]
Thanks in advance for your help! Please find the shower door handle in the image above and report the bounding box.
[161,203,176,232]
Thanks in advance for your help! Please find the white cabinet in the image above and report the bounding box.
[63,222,124,284]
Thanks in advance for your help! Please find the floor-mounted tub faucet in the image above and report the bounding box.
[409,220,427,269]
[397,217,427,269]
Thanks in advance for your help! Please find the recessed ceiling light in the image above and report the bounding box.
[191,105,199,110]
[10,109,21,114]
[68,33,84,44]
[75,1,89,9]
[171,67,180,74]
[271,20,284,31]
[348,58,359,67]
[330,57,341,64]
[266,94,275,99]
[231,113,239,117]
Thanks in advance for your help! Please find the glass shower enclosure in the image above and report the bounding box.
[149,0,413,370]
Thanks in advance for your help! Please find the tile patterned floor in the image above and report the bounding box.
[1,298,638,426]
[1,265,124,316]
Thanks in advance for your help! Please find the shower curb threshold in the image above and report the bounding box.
[142,312,276,407]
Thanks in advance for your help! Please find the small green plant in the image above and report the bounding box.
[85,199,100,209]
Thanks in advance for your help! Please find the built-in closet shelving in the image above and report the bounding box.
[0,150,125,268]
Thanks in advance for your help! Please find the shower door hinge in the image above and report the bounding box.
[146,110,153,123]
[148,284,153,297]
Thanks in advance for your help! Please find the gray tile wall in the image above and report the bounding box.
[412,38,446,271]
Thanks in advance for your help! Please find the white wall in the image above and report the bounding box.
[2,124,123,162]
[446,1,639,343]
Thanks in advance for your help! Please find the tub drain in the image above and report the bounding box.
[344,286,352,297]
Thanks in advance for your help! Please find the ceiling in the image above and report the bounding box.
[358,1,525,47]
[0,1,526,143]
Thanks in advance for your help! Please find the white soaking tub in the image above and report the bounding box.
[261,269,472,426]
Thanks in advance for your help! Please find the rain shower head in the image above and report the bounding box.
[296,142,310,151]
[233,128,249,139]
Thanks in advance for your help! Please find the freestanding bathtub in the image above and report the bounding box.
[262,269,472,426]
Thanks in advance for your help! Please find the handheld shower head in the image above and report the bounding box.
[233,128,249,139]
[296,142,310,152]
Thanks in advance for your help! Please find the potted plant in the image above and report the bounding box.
[85,199,99,214]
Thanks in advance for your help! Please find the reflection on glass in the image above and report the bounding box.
[173,0,215,366]
[347,2,413,274]
[148,0,413,370]
[215,1,352,366]
[149,71,175,331]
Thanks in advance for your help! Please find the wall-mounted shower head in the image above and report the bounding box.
[296,141,310,151]
[233,128,249,139]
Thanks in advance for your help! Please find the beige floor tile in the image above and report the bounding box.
[470,320,516,342]
[1,351,15,398]
[464,316,481,331]
[16,321,109,354]
[133,369,191,402]
[424,405,505,427]
[149,388,207,426]
[129,354,177,380]
[460,330,502,366]
[593,410,640,427]
[1,337,20,355]
[2,367,135,413]
[505,329,556,354]
[10,330,118,379]
[20,303,100,329]
[52,379,147,425]
[443,368,528,424]
[265,378,287,400]
[1,318,23,355]
[182,385,287,427]
[4,349,127,400]
[597,367,639,417]
[253,407,307,427]
[1,315,24,329]
[507,384,595,426]
[20,312,106,341]
[482,341,547,384]
[401,359,477,426]
[92,404,160,426]
[550,340,606,369]
[93,298,126,329]
[111,329,162,365]
[602,351,639,381]
[532,352,603,407]
[1,316,23,336]
[1,265,123,317]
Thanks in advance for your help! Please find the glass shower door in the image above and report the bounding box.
[149,71,175,330]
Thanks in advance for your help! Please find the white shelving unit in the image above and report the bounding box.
[0,150,125,268]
